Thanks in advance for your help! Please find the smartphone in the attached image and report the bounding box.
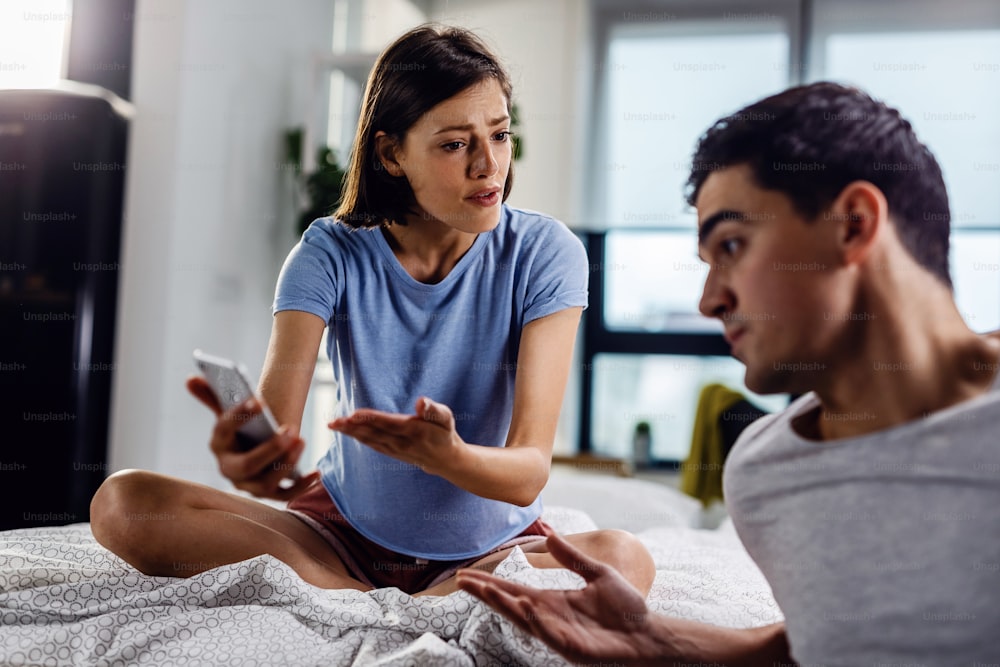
[192,349,281,451]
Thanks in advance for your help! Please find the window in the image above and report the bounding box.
[0,0,72,89]
[813,3,1000,332]
[601,23,790,232]
[583,0,1000,461]
[590,352,787,461]
[583,2,801,461]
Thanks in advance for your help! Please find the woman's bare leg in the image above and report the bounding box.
[90,469,370,591]
[416,529,655,597]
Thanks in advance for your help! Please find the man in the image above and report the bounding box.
[457,82,1000,665]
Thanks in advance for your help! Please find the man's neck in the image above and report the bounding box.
[805,281,1000,441]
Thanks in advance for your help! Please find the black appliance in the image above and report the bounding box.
[0,82,132,530]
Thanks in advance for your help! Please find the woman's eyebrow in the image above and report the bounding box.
[433,115,510,134]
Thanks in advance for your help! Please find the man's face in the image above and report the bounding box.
[696,165,848,395]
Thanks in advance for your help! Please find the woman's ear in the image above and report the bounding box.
[829,180,887,267]
[374,131,404,177]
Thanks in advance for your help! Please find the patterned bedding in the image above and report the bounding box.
[0,475,782,666]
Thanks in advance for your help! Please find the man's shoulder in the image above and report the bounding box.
[726,382,1000,488]
[729,393,817,454]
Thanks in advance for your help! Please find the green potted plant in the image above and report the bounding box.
[284,128,347,236]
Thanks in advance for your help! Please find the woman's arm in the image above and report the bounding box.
[447,305,583,504]
[330,306,583,506]
[259,310,326,429]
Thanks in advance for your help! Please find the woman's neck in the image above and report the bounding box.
[381,218,478,284]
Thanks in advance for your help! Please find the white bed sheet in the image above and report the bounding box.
[0,475,782,666]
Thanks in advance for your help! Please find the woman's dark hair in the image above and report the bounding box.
[335,24,514,228]
[686,81,952,287]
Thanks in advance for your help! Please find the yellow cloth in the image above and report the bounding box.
[680,383,746,507]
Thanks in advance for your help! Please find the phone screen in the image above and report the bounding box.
[193,350,279,449]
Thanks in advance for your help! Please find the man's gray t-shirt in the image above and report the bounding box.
[724,373,1000,666]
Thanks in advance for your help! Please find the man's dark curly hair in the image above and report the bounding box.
[686,81,951,287]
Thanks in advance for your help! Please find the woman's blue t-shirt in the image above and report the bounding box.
[272,205,589,559]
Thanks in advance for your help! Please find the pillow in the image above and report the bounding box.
[539,505,599,534]
[540,469,702,532]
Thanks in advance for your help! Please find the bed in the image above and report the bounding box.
[0,468,782,666]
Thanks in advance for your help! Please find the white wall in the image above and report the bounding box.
[359,0,430,49]
[108,0,335,485]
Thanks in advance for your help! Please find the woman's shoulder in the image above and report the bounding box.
[494,206,588,281]
[299,217,382,253]
[500,205,583,247]
[302,216,363,240]
[502,204,565,229]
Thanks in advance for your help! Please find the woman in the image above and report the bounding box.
[91,24,654,597]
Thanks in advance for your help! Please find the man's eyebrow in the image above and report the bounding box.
[432,115,510,135]
[697,210,747,247]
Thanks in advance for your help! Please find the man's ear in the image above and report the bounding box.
[374,131,404,177]
[828,180,887,266]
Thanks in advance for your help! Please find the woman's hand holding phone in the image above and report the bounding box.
[186,374,319,501]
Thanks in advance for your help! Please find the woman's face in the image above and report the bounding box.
[381,78,512,233]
